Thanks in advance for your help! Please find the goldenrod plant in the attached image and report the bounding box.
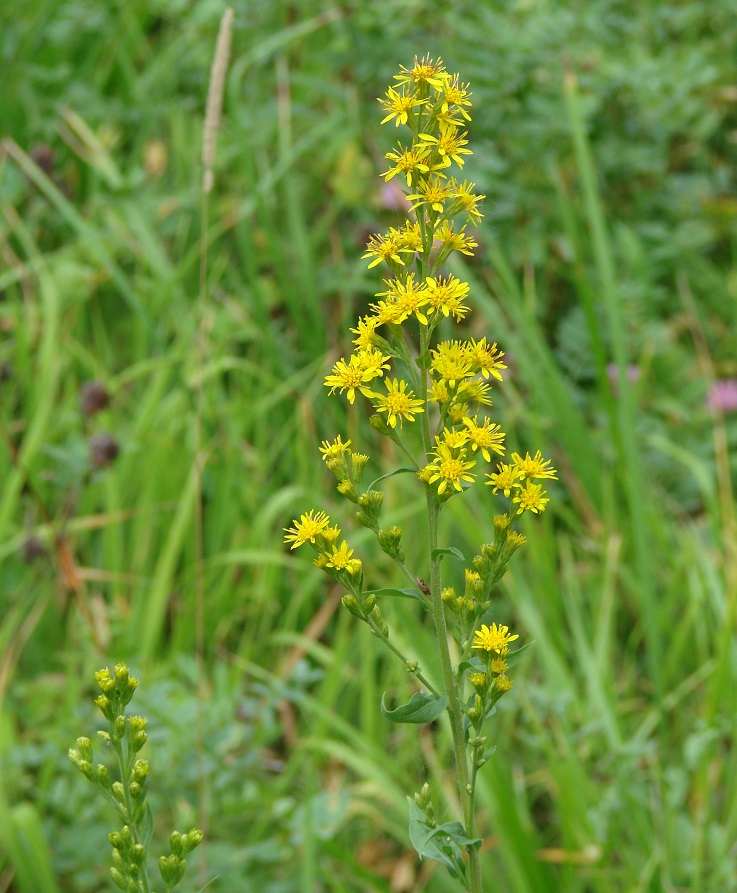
[68,664,203,893]
[285,56,556,892]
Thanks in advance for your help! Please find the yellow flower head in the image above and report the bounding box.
[485,463,522,498]
[372,378,424,428]
[382,142,432,187]
[462,416,506,462]
[379,86,428,126]
[512,450,558,481]
[425,275,471,322]
[393,55,449,92]
[325,540,362,576]
[472,622,519,653]
[284,509,330,550]
[512,482,550,515]
[426,444,476,495]
[320,436,352,462]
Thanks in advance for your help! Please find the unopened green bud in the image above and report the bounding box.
[159,854,186,886]
[406,660,418,673]
[108,831,123,849]
[96,763,111,789]
[363,594,376,613]
[131,760,149,782]
[369,413,391,435]
[132,731,148,752]
[341,593,363,617]
[183,828,204,853]
[120,826,133,846]
[170,831,184,856]
[337,479,359,502]
[111,847,125,868]
[112,781,125,802]
[114,715,126,740]
[95,695,114,720]
[110,867,127,890]
[377,525,404,560]
[414,782,432,810]
[369,605,389,638]
[114,663,129,686]
[76,737,93,762]
[129,781,141,798]
[131,844,145,865]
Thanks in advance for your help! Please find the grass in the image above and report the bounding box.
[1,0,737,891]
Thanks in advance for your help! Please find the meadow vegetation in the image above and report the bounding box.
[1,1,736,891]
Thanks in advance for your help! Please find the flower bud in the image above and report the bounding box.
[108,831,123,849]
[159,854,186,887]
[377,525,404,560]
[96,764,111,789]
[369,413,391,435]
[76,737,93,762]
[110,867,127,890]
[114,715,126,740]
[341,593,363,617]
[183,828,204,853]
[129,782,141,799]
[131,844,145,865]
[170,831,184,856]
[112,781,125,802]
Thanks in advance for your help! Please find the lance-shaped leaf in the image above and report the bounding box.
[366,466,416,492]
[431,546,465,562]
[380,691,448,724]
[364,586,426,603]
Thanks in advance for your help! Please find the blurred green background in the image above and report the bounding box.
[2,0,737,891]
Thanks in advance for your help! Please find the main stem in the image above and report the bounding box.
[416,230,483,893]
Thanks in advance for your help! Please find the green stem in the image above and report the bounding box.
[112,731,152,893]
[468,744,483,892]
[425,492,481,892]
[365,614,441,697]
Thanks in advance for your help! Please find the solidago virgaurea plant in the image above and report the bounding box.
[69,664,203,893]
[285,56,556,892]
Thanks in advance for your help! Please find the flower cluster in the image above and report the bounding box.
[284,62,558,884]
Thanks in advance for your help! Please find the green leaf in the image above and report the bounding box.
[381,691,448,724]
[415,351,432,370]
[366,466,416,492]
[504,641,535,668]
[365,587,425,603]
[407,799,481,887]
[458,657,484,676]
[431,546,465,562]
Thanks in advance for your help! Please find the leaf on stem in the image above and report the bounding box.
[381,691,448,724]
[431,546,465,562]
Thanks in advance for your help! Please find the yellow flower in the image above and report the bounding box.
[325,541,362,575]
[393,55,449,91]
[406,177,453,214]
[284,510,330,549]
[349,316,377,350]
[467,338,506,381]
[512,482,550,515]
[462,416,506,461]
[417,129,472,169]
[435,221,478,256]
[456,379,494,407]
[512,450,558,481]
[426,444,476,495]
[436,427,470,450]
[430,340,474,388]
[382,142,432,187]
[379,86,427,126]
[485,463,521,497]
[324,350,390,403]
[490,657,508,674]
[320,436,351,462]
[372,273,430,326]
[425,275,470,321]
[472,622,519,653]
[362,228,412,269]
[442,78,473,121]
[372,378,424,428]
[451,179,485,225]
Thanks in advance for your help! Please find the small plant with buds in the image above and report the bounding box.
[68,664,203,893]
[284,56,556,892]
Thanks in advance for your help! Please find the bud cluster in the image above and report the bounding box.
[69,664,202,892]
